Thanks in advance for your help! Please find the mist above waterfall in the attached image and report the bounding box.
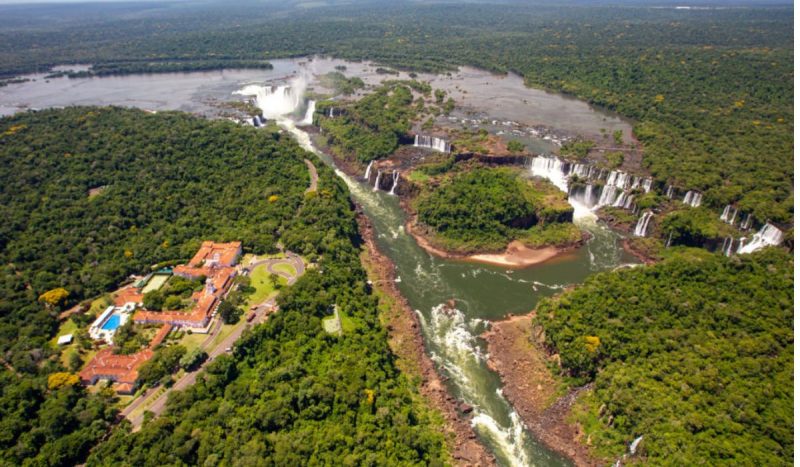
[235,73,311,120]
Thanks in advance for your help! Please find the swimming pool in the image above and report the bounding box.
[101,314,122,331]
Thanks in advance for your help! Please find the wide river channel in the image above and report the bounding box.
[2,57,637,466]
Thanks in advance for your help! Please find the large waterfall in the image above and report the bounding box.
[738,223,784,254]
[529,155,653,214]
[235,74,311,121]
[633,211,653,237]
[414,134,452,153]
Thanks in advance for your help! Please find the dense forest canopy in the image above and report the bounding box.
[533,248,793,464]
[0,3,790,224]
[0,107,445,465]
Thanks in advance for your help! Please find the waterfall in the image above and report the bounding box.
[364,161,374,181]
[529,156,569,192]
[234,74,309,121]
[597,185,618,207]
[720,205,738,225]
[633,211,653,237]
[328,107,334,118]
[568,185,597,209]
[740,213,753,231]
[682,190,702,207]
[301,100,316,125]
[642,178,653,193]
[389,170,400,195]
[373,170,382,191]
[737,223,784,254]
[630,436,644,455]
[721,237,735,257]
[414,134,451,153]
[665,185,674,199]
[665,231,673,247]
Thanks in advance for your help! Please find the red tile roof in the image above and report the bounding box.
[189,241,242,268]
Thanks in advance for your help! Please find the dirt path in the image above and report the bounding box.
[483,312,600,466]
[357,210,494,466]
[304,158,318,194]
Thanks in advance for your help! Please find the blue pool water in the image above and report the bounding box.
[101,314,122,331]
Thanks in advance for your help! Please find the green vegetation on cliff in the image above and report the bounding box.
[534,248,793,465]
[414,166,579,253]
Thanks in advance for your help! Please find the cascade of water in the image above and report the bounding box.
[364,161,374,181]
[642,178,653,193]
[301,100,316,125]
[624,195,636,210]
[389,170,400,195]
[665,231,673,247]
[529,156,569,192]
[373,170,382,191]
[252,116,261,127]
[328,107,334,118]
[728,208,738,225]
[682,190,702,207]
[414,134,451,153]
[737,223,784,254]
[721,237,733,257]
[598,184,618,207]
[740,213,753,230]
[612,191,628,208]
[720,205,731,221]
[633,211,653,237]
[665,185,674,199]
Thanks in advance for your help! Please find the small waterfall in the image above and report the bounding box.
[720,205,738,225]
[373,170,382,191]
[682,190,702,207]
[414,134,451,153]
[630,436,644,455]
[301,100,316,125]
[389,170,400,195]
[597,184,618,207]
[364,161,374,181]
[721,237,735,257]
[328,107,334,118]
[665,231,673,247]
[740,213,753,230]
[633,211,653,237]
[642,178,653,193]
[665,185,674,199]
[737,223,784,254]
[252,116,262,127]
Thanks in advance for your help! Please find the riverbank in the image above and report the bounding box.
[483,312,602,467]
[406,214,585,269]
[355,210,495,466]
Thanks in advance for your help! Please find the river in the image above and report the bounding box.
[2,58,636,465]
[276,117,635,466]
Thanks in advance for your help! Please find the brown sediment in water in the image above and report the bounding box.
[356,209,495,466]
[482,312,603,467]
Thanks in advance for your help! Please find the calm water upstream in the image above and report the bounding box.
[1,58,636,466]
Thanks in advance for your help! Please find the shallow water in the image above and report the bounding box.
[0,56,632,143]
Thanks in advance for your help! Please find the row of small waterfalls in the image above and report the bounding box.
[527,155,784,256]
[240,85,783,258]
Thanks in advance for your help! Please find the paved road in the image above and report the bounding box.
[125,299,275,430]
[304,159,318,194]
[249,253,305,285]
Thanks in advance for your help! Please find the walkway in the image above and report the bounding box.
[304,159,318,194]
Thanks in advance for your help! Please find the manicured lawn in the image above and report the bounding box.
[271,262,297,277]
[245,264,285,308]
[176,331,208,354]
[50,319,78,348]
